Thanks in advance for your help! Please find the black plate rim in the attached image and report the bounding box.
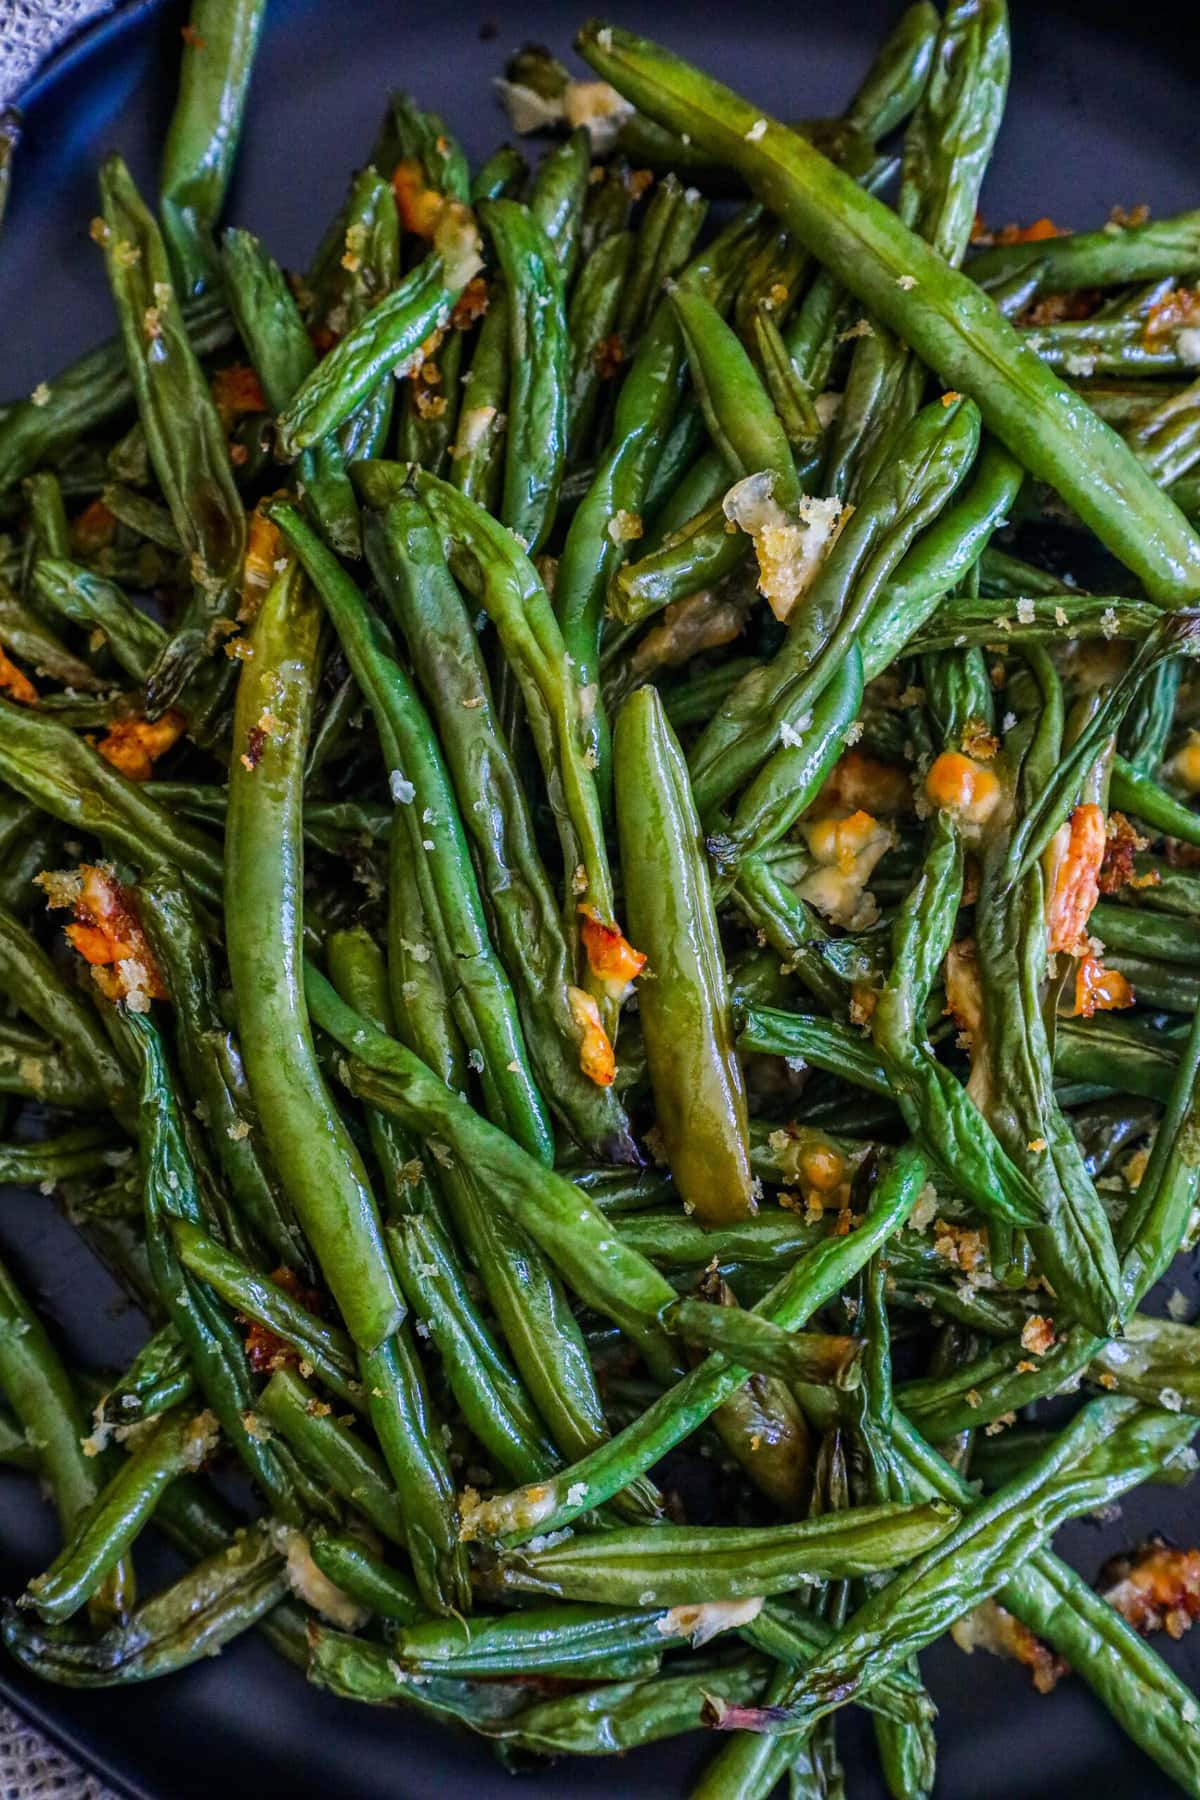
[3,5,1199,1798]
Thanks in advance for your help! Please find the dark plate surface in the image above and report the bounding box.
[2,1,1199,1795]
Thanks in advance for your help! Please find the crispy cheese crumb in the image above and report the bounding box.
[951,1598,1067,1693]
[606,508,643,545]
[659,1597,764,1644]
[722,473,851,623]
[40,863,168,1008]
[578,903,646,1000]
[567,985,615,1087]
[1020,1314,1055,1355]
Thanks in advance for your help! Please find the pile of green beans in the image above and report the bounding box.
[3,2,1200,1793]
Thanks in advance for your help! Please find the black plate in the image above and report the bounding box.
[2,1,1199,1795]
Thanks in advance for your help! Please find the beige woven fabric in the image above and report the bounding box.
[0,1702,116,1800]
[0,0,115,106]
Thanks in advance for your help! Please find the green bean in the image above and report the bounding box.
[341,907,620,1489]
[0,1403,39,1473]
[742,1397,1197,1737]
[718,646,865,873]
[448,282,508,510]
[460,1145,927,1545]
[1021,316,1194,378]
[309,167,403,469]
[22,472,71,585]
[277,223,481,459]
[159,0,264,294]
[553,206,764,796]
[674,1305,860,1389]
[257,1368,404,1544]
[871,811,1041,1229]
[31,557,167,681]
[1118,972,1200,1306]
[382,1210,560,1488]
[0,903,132,1121]
[307,1529,423,1625]
[1007,618,1198,886]
[1091,1314,1200,1412]
[751,304,822,450]
[843,2,940,140]
[0,1251,118,1598]
[896,1329,1098,1440]
[224,559,403,1353]
[578,24,1200,604]
[273,501,552,1160]
[1091,896,1200,966]
[357,469,638,1161]
[94,1324,195,1432]
[313,1612,734,1742]
[566,230,633,460]
[893,1414,1200,1797]
[170,1220,358,1404]
[968,208,1200,293]
[1111,751,1200,845]
[504,1657,771,1758]
[0,292,233,494]
[615,1208,822,1271]
[98,481,181,554]
[614,685,751,1222]
[604,276,802,632]
[369,823,622,1470]
[21,1407,219,1624]
[411,468,621,1001]
[3,1518,287,1685]
[739,1005,892,1096]
[470,144,526,204]
[829,0,1009,507]
[729,857,846,1012]
[97,155,245,714]
[671,284,800,505]
[1055,1011,1181,1100]
[135,869,312,1274]
[0,571,111,692]
[392,1603,672,1681]
[359,1328,471,1615]
[688,396,981,816]
[478,198,569,553]
[494,1501,956,1606]
[0,1028,107,1109]
[0,712,215,907]
[909,588,1157,653]
[0,1125,124,1187]
[124,1009,330,1524]
[615,175,707,353]
[221,229,359,557]
[304,968,681,1380]
[608,496,741,631]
